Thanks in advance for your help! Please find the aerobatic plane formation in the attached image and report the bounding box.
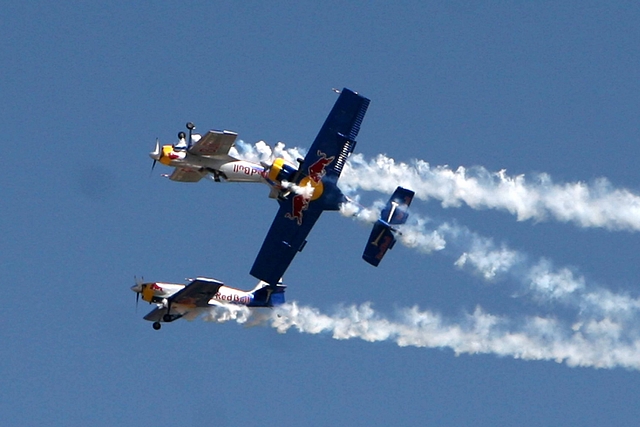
[136,88,414,329]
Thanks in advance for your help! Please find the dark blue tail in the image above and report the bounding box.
[248,281,286,307]
[362,186,414,267]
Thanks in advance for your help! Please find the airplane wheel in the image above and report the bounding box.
[153,322,161,330]
[163,314,172,322]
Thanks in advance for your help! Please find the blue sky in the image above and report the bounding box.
[3,1,640,426]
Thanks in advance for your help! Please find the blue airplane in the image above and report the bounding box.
[250,88,371,285]
[362,186,415,267]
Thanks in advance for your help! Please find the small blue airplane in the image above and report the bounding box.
[362,186,415,267]
[250,88,371,285]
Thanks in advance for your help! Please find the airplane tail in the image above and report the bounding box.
[362,186,414,266]
[248,280,286,307]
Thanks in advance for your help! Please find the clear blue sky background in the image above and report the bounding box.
[3,2,640,426]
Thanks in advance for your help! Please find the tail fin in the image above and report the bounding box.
[248,280,286,307]
[362,186,414,267]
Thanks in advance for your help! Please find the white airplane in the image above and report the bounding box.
[150,122,303,198]
[131,276,286,330]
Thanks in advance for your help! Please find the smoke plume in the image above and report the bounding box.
[342,200,640,322]
[202,301,640,370]
[340,153,640,231]
[219,140,640,370]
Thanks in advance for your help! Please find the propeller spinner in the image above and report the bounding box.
[150,139,161,173]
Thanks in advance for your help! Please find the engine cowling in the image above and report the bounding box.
[268,158,298,183]
[159,145,186,165]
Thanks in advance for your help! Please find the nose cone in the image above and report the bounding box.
[150,139,161,160]
[131,284,142,293]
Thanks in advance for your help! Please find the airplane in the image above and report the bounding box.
[249,88,371,285]
[362,186,415,267]
[150,122,319,200]
[149,122,274,187]
[131,276,285,330]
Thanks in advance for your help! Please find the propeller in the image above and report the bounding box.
[150,139,161,174]
[132,276,143,312]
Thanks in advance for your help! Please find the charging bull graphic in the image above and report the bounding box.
[308,151,335,184]
[285,193,311,225]
[285,151,335,225]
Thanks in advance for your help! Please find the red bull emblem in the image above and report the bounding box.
[214,292,251,305]
[285,193,310,225]
[285,151,334,225]
[307,150,335,184]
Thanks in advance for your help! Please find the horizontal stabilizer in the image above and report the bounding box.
[362,222,396,266]
[362,186,414,267]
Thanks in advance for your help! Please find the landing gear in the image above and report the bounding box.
[163,300,173,323]
[152,322,161,330]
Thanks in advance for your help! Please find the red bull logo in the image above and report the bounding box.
[285,151,334,225]
[285,194,310,225]
[214,292,251,305]
[232,163,262,176]
[307,150,335,184]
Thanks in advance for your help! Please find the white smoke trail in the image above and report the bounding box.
[446,226,640,322]
[232,140,640,231]
[341,200,640,322]
[231,140,305,166]
[339,153,640,231]
[202,301,640,370]
[230,141,640,318]
[216,141,640,369]
[272,302,640,369]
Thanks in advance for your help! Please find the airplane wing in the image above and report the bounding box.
[250,88,370,284]
[298,88,370,183]
[143,277,224,321]
[168,167,206,182]
[362,187,414,267]
[167,277,224,307]
[143,307,170,322]
[188,130,238,157]
[249,198,323,285]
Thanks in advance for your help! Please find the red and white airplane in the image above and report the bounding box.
[131,277,285,330]
[150,122,303,199]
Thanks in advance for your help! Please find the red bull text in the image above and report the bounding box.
[214,292,251,305]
